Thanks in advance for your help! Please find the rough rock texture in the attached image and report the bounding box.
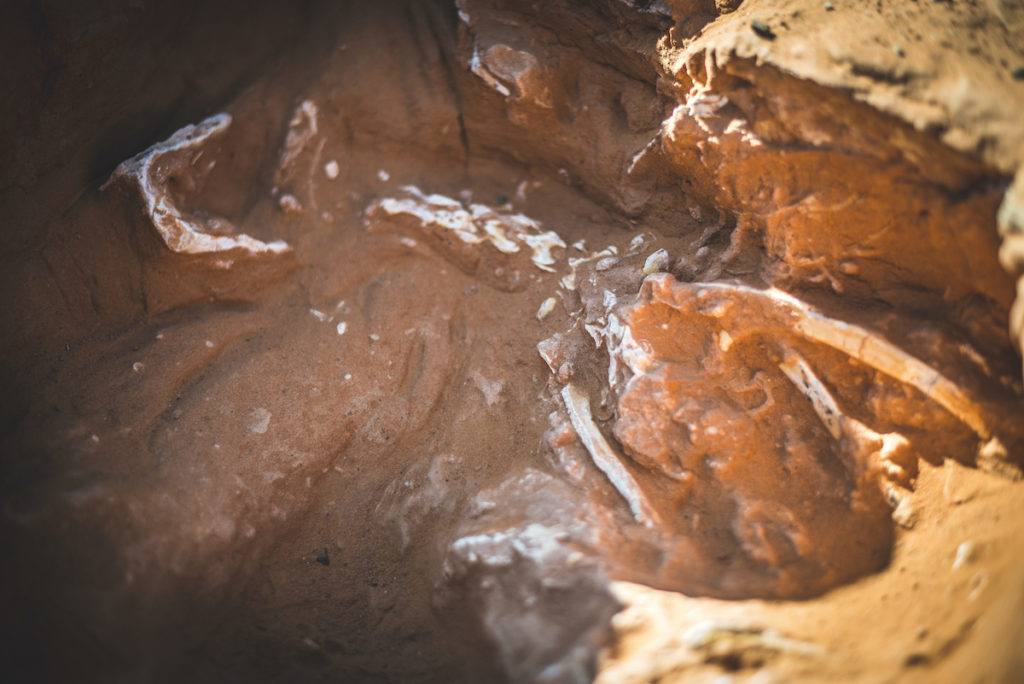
[658,0,1024,380]
[1,0,1023,683]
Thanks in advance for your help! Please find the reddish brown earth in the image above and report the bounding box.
[2,1,1023,683]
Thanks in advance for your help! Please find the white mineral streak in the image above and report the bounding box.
[560,383,660,527]
[103,113,290,255]
[371,186,566,273]
[626,137,661,175]
[691,281,991,440]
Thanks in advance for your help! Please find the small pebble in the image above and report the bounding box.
[968,571,988,600]
[824,1,834,9]
[316,548,330,566]
[1012,66,1024,80]
[324,160,340,179]
[952,541,975,570]
[536,297,558,321]
[279,193,303,214]
[892,496,917,529]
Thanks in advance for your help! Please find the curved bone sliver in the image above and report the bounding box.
[370,185,566,273]
[104,113,290,256]
[648,277,991,440]
[560,383,661,527]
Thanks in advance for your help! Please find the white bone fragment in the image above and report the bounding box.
[952,541,975,570]
[780,351,912,482]
[469,46,512,96]
[277,100,319,180]
[976,437,1022,480]
[104,114,290,255]
[779,356,842,440]
[643,248,669,275]
[537,297,557,321]
[522,231,566,272]
[537,342,558,373]
[685,281,991,439]
[370,186,567,275]
[560,383,661,527]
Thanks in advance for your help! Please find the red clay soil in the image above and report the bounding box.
[1,1,1023,683]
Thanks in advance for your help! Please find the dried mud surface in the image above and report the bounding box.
[1,0,1023,683]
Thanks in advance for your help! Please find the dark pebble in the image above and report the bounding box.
[751,20,775,39]
[316,548,330,566]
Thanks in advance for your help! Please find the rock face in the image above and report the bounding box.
[1,1,1022,683]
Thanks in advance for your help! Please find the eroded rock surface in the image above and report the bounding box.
[1,1,1023,683]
